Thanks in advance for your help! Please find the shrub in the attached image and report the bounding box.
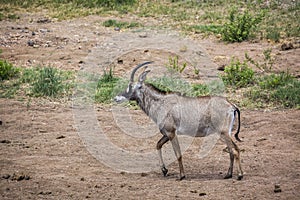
[166,56,187,74]
[95,67,122,103]
[31,67,72,97]
[0,60,19,81]
[245,48,274,72]
[220,58,255,88]
[258,72,293,89]
[246,72,300,108]
[221,8,263,42]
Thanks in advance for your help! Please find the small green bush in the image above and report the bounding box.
[221,8,262,42]
[95,67,121,103]
[221,58,255,88]
[246,72,300,108]
[103,19,140,29]
[166,56,187,74]
[0,60,19,81]
[258,72,293,89]
[31,67,72,97]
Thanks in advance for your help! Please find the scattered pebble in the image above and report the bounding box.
[39,29,49,33]
[37,18,51,23]
[0,140,11,144]
[281,42,294,51]
[199,192,207,196]
[27,40,34,46]
[39,191,52,195]
[139,33,148,38]
[2,174,11,179]
[140,172,148,177]
[257,137,267,142]
[56,135,65,139]
[117,59,123,64]
[274,184,282,193]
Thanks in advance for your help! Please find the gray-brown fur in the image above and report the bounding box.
[114,62,243,180]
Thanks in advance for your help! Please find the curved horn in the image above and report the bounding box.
[130,61,153,82]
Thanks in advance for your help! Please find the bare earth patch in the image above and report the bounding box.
[1,14,300,199]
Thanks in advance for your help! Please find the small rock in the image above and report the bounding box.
[114,27,120,31]
[257,137,267,142]
[0,140,11,144]
[217,65,226,71]
[199,192,207,196]
[141,173,148,177]
[37,18,51,23]
[39,191,52,195]
[190,190,197,193]
[80,177,85,181]
[39,29,49,33]
[15,174,30,181]
[27,40,34,46]
[2,174,11,179]
[274,184,282,193]
[56,135,65,139]
[281,42,294,51]
[139,33,148,38]
[117,59,123,64]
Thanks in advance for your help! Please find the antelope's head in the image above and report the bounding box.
[114,61,153,103]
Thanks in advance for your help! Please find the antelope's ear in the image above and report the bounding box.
[138,70,151,83]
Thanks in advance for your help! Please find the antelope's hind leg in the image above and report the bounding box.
[170,134,185,180]
[221,132,243,180]
[157,135,169,177]
[232,141,243,180]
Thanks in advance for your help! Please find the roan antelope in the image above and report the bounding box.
[114,61,243,180]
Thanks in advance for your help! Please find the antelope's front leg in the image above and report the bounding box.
[157,135,169,177]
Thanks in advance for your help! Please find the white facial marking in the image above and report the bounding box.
[114,95,127,103]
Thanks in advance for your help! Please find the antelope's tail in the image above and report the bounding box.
[234,107,242,142]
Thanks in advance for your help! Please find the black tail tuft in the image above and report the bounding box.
[234,107,242,142]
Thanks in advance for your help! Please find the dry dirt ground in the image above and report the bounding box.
[1,13,300,199]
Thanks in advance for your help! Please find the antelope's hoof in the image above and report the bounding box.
[224,174,232,179]
[162,167,168,177]
[237,175,243,180]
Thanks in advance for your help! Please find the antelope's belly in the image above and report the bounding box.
[177,125,213,137]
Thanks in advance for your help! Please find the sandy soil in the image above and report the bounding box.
[1,13,300,199]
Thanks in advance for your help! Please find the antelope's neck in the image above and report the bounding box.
[137,86,165,118]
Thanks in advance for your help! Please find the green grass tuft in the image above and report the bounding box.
[102,19,141,29]
[95,67,122,103]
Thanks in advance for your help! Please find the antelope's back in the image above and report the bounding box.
[172,96,235,137]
